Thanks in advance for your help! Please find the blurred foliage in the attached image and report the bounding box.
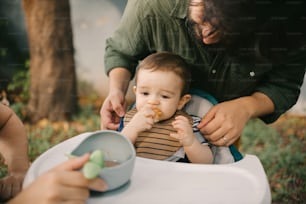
[241,117,306,203]
[6,61,30,119]
[26,104,101,161]
[7,61,30,102]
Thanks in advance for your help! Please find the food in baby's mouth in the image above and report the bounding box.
[153,108,162,122]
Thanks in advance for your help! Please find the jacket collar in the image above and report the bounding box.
[170,0,188,19]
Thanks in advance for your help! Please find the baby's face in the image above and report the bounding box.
[134,69,186,121]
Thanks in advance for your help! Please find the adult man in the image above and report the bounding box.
[100,0,306,146]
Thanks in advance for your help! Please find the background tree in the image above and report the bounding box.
[22,0,77,122]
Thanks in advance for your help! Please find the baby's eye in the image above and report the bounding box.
[141,92,149,96]
[161,95,170,99]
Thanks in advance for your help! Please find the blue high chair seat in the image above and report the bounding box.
[186,89,243,163]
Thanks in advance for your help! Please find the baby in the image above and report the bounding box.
[121,52,213,164]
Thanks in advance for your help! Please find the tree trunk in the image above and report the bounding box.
[22,0,77,122]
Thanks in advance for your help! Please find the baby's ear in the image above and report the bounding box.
[133,86,137,94]
[177,94,191,110]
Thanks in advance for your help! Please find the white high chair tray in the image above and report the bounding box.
[23,132,271,204]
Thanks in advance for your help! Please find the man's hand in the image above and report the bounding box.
[100,90,126,130]
[100,67,131,130]
[197,93,274,146]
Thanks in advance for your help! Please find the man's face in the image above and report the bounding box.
[187,0,221,44]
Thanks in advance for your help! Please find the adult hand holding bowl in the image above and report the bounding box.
[70,130,136,191]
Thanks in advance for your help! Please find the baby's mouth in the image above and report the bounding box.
[153,108,162,122]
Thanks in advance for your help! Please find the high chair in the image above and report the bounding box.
[23,90,271,203]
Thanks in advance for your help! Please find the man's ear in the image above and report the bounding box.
[177,94,191,110]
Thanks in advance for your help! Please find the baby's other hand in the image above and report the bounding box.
[170,115,195,146]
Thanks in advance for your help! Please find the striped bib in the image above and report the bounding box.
[124,108,193,160]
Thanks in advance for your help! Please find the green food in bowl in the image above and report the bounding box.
[83,161,102,179]
[83,150,105,179]
[67,150,120,179]
[90,150,105,168]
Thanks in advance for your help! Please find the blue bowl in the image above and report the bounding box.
[71,130,136,191]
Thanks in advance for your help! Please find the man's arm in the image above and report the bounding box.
[108,67,132,97]
[100,68,132,130]
[236,92,275,119]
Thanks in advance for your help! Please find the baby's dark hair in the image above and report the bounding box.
[136,52,191,96]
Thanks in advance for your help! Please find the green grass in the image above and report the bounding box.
[26,104,101,161]
[240,118,306,203]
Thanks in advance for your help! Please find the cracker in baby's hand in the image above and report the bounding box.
[153,108,162,122]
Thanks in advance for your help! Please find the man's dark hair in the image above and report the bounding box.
[195,0,306,63]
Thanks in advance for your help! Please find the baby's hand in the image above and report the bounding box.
[170,115,195,146]
[129,105,156,132]
[0,173,24,202]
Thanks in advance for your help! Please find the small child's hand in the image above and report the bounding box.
[170,115,195,146]
[0,173,25,202]
[129,104,155,133]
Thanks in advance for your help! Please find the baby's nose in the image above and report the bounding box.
[147,98,159,105]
